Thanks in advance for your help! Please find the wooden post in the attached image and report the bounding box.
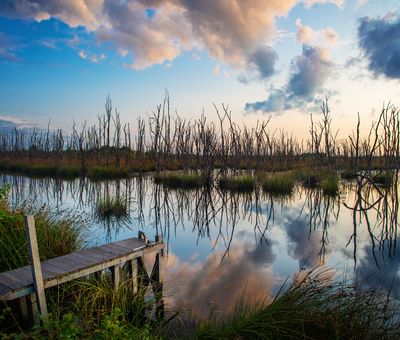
[111,265,121,289]
[154,234,164,319]
[24,215,48,324]
[126,259,138,295]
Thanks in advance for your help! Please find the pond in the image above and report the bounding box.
[1,173,399,318]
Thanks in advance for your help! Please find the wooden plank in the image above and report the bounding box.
[0,283,11,296]
[0,240,165,301]
[0,272,32,289]
[25,215,48,323]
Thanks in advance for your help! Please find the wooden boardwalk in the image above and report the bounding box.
[0,234,165,324]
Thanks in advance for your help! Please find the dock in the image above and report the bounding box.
[0,233,165,325]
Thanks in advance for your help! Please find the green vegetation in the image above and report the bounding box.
[95,197,128,219]
[0,186,83,272]
[154,173,205,189]
[195,269,400,339]
[218,176,255,192]
[321,174,339,196]
[0,160,83,179]
[262,172,295,195]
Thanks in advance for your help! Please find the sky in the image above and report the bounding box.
[0,0,400,139]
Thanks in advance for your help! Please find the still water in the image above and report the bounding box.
[1,174,399,317]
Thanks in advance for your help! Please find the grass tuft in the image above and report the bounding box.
[95,197,128,219]
[321,174,339,196]
[218,176,255,192]
[154,173,205,189]
[262,173,295,195]
[0,186,83,272]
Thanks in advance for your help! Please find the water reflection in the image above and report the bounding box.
[1,173,399,309]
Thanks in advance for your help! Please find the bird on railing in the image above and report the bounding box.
[138,231,150,245]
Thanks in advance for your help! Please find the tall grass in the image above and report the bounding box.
[218,176,255,192]
[195,268,400,339]
[321,174,339,196]
[262,172,295,195]
[154,173,205,189]
[95,197,128,219]
[0,186,84,272]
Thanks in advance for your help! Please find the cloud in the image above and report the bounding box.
[0,115,35,129]
[296,19,338,46]
[357,14,400,79]
[284,216,323,269]
[0,32,21,62]
[166,239,277,318]
[0,0,102,30]
[303,0,345,8]
[245,44,334,112]
[0,0,297,78]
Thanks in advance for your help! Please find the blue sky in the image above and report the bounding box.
[0,0,399,138]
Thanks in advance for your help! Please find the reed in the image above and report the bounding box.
[154,173,205,189]
[262,172,295,195]
[0,186,83,272]
[195,268,400,339]
[321,174,339,196]
[87,166,129,180]
[218,176,255,192]
[94,197,128,219]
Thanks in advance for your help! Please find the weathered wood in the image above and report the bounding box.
[25,215,48,323]
[111,265,121,288]
[154,235,164,319]
[0,237,164,304]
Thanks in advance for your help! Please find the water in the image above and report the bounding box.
[1,174,399,318]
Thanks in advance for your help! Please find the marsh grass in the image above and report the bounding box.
[3,274,162,339]
[154,173,205,189]
[195,268,400,339]
[0,160,82,179]
[88,166,129,180]
[0,187,83,272]
[261,172,295,195]
[218,176,255,192]
[321,174,339,196]
[95,197,128,219]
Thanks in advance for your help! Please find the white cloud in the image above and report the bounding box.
[303,0,345,8]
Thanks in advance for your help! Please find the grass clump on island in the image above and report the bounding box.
[262,172,295,195]
[321,174,339,196]
[154,172,205,189]
[218,175,255,192]
[95,196,128,219]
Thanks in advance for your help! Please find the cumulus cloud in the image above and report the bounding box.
[296,19,338,46]
[0,0,298,77]
[166,240,277,318]
[0,0,102,29]
[358,14,400,79]
[284,216,323,269]
[245,44,334,112]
